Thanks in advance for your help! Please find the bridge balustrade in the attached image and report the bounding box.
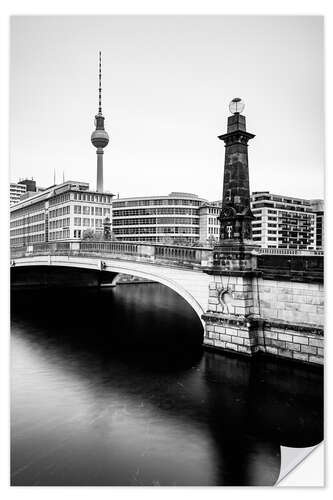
[11,242,322,278]
[154,245,201,263]
[10,241,213,268]
[256,247,324,257]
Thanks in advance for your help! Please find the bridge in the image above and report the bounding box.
[10,240,324,366]
[10,241,214,325]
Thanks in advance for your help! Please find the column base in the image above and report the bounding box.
[202,311,260,356]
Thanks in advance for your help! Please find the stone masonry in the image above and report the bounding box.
[202,274,324,366]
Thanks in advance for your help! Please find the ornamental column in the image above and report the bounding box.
[213,98,257,270]
[202,98,260,357]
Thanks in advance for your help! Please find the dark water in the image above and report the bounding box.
[11,283,323,486]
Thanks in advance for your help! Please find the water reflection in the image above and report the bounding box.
[11,283,323,486]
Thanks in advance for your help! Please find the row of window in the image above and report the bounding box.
[253,210,314,221]
[49,193,71,206]
[251,193,310,205]
[113,227,200,235]
[113,199,202,208]
[74,205,110,216]
[252,202,313,213]
[113,217,199,226]
[49,230,70,240]
[11,233,45,245]
[49,218,71,229]
[73,193,113,203]
[252,195,310,206]
[74,218,104,227]
[113,208,199,217]
[253,229,314,237]
[10,212,45,227]
[49,206,71,218]
[114,236,199,243]
[10,223,45,236]
[10,201,45,220]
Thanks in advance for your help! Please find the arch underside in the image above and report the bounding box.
[12,256,210,326]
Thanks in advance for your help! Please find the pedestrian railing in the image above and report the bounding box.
[10,240,324,270]
[10,240,213,268]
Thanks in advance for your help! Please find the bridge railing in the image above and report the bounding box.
[10,241,214,268]
[253,247,324,257]
[10,241,324,272]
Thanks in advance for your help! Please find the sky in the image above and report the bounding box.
[10,15,324,201]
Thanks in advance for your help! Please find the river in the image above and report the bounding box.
[11,283,323,486]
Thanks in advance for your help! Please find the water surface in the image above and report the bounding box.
[11,283,323,486]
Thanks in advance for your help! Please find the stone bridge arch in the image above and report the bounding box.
[11,255,211,327]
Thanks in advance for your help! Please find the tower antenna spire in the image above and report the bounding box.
[91,51,109,192]
[98,50,102,114]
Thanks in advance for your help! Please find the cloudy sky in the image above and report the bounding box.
[10,15,324,201]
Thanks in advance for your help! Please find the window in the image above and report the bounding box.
[74,205,81,214]
[74,217,81,226]
[83,218,90,226]
[83,206,90,215]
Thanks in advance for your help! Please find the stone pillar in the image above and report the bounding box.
[203,98,260,356]
[202,272,261,355]
[214,98,257,270]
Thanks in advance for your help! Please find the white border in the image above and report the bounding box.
[1,1,331,497]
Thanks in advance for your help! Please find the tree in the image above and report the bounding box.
[207,235,219,247]
[103,217,112,240]
[82,228,95,240]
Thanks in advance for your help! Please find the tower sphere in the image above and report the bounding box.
[91,129,109,148]
[229,97,245,115]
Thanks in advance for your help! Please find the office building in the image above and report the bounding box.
[198,201,221,245]
[10,180,114,247]
[10,182,27,205]
[112,192,207,244]
[250,192,320,250]
[309,199,324,250]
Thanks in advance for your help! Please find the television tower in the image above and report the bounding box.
[91,51,109,192]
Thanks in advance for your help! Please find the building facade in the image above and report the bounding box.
[10,182,27,205]
[309,199,324,250]
[10,181,114,247]
[10,179,46,206]
[250,191,322,250]
[198,201,221,245]
[178,193,324,250]
[112,192,206,244]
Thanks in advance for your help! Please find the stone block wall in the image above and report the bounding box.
[256,322,324,365]
[203,314,259,356]
[257,278,324,326]
[203,273,324,366]
[207,274,259,317]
